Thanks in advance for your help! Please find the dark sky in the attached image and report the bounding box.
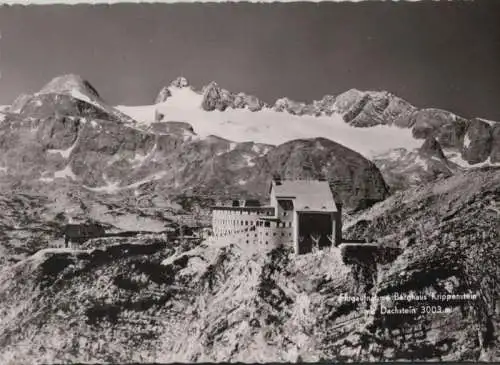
[0,1,500,119]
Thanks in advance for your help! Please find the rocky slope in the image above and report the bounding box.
[0,180,189,268]
[5,74,136,126]
[372,137,459,192]
[0,168,498,363]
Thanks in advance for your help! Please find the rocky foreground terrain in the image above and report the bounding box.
[0,167,498,364]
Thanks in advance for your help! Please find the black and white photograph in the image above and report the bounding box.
[0,0,499,363]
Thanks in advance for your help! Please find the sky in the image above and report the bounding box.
[0,1,499,119]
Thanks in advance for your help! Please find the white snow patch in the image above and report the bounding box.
[53,165,77,180]
[47,139,78,158]
[447,153,500,168]
[70,89,101,108]
[86,181,121,194]
[228,142,237,152]
[243,155,255,167]
[130,152,147,165]
[414,156,429,171]
[238,179,247,185]
[38,177,54,182]
[126,171,167,189]
[0,113,6,123]
[251,145,262,154]
[116,89,423,159]
[131,144,157,165]
[463,134,471,148]
[478,118,498,127]
[83,171,168,194]
[388,149,405,160]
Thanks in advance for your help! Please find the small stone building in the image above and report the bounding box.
[212,177,342,254]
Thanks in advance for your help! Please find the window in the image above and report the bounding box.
[264,221,270,228]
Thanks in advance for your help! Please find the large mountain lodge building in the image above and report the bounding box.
[211,178,342,255]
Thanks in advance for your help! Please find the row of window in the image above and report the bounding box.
[213,219,258,227]
[257,221,293,228]
[214,219,294,229]
[259,232,292,237]
[213,210,274,216]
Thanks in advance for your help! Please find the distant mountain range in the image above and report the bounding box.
[0,73,498,206]
[0,74,390,211]
[147,76,500,166]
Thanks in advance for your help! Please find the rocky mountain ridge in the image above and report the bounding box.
[6,74,136,126]
[152,77,500,167]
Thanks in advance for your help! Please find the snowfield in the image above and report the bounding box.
[446,151,500,168]
[117,86,423,159]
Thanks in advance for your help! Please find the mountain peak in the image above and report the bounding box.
[203,81,219,90]
[155,86,172,104]
[39,74,100,100]
[170,76,190,89]
[419,136,447,161]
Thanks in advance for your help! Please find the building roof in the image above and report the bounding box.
[272,180,338,212]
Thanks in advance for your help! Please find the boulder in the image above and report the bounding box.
[461,118,493,164]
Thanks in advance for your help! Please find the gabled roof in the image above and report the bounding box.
[271,180,337,212]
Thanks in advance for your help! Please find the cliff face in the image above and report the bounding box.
[372,137,458,193]
[0,168,498,363]
[342,167,500,361]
